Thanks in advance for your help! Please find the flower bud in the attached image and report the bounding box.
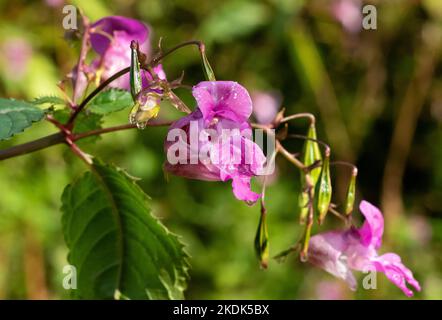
[317,150,332,224]
[344,168,357,215]
[129,91,161,129]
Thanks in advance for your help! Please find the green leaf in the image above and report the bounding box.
[32,95,65,107]
[88,89,133,115]
[61,159,189,299]
[0,98,45,140]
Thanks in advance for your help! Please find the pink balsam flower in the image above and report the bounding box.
[90,16,165,89]
[308,200,421,297]
[332,0,362,34]
[164,81,266,204]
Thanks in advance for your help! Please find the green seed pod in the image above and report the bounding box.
[298,190,309,224]
[130,41,142,101]
[317,152,332,224]
[344,168,357,215]
[199,44,216,81]
[254,212,269,269]
[298,124,322,224]
[303,123,322,186]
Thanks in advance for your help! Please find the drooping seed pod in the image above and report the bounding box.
[303,123,322,186]
[254,210,269,269]
[344,168,357,215]
[317,149,332,224]
[298,124,322,223]
[199,43,216,81]
[298,190,309,224]
[130,41,142,101]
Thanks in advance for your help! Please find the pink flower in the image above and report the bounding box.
[164,81,266,204]
[89,16,165,89]
[308,200,421,297]
[315,280,347,300]
[251,91,281,125]
[331,0,362,34]
[0,38,32,81]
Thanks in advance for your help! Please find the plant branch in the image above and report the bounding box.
[280,113,315,125]
[67,67,131,125]
[0,120,173,161]
[276,140,305,170]
[151,40,204,66]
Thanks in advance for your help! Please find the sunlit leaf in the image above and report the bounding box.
[0,98,45,140]
[61,159,189,299]
[88,89,133,115]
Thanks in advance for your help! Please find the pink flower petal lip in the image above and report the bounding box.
[231,176,261,204]
[192,81,253,124]
[307,200,421,297]
[90,16,149,55]
[372,253,421,297]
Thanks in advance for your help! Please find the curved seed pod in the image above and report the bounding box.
[130,41,142,101]
[345,168,357,215]
[254,211,269,269]
[317,152,332,224]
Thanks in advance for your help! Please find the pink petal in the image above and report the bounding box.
[231,176,261,203]
[359,200,384,249]
[90,16,149,55]
[192,81,253,124]
[251,91,280,124]
[308,231,357,290]
[372,253,421,297]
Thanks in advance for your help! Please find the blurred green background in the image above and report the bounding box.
[0,0,441,299]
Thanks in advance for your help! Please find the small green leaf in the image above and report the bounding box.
[61,159,189,299]
[88,89,133,115]
[0,98,45,140]
[317,153,332,224]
